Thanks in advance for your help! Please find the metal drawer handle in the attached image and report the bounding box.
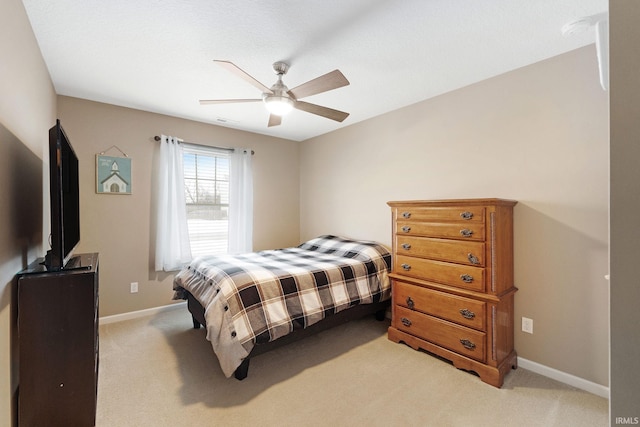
[460,339,476,350]
[406,296,415,310]
[402,212,411,219]
[459,309,476,319]
[460,274,474,283]
[401,317,412,327]
[467,253,480,265]
[401,243,411,250]
[460,211,474,220]
[460,229,474,238]
[401,263,411,271]
[401,226,411,233]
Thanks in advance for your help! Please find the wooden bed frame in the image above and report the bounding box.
[185,291,390,380]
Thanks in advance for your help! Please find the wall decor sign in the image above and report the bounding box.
[96,146,132,194]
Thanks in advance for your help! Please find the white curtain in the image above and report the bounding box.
[155,135,192,271]
[228,148,253,253]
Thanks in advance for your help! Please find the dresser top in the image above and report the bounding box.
[387,198,517,208]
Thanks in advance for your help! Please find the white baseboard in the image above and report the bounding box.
[517,357,609,399]
[99,301,186,325]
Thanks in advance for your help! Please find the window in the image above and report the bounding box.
[182,145,230,257]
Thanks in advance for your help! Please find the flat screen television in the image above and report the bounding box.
[45,119,80,270]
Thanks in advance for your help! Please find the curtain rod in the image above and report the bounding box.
[153,136,254,155]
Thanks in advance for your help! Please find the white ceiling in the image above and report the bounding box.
[22,0,607,142]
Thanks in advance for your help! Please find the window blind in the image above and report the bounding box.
[182,144,230,257]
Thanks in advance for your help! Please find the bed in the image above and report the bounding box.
[173,235,392,380]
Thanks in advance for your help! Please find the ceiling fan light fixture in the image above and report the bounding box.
[263,94,295,116]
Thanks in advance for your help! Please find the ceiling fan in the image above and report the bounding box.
[199,60,350,127]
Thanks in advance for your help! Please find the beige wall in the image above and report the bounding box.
[300,46,610,386]
[610,0,640,421]
[57,97,300,317]
[0,0,57,426]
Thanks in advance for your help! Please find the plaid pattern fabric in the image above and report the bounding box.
[175,235,391,346]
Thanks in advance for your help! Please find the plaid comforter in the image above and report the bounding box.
[173,235,391,377]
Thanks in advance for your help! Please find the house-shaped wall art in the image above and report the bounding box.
[96,154,132,194]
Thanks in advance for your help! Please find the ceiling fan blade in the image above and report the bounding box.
[294,101,349,122]
[288,70,349,99]
[199,99,262,105]
[268,114,282,127]
[214,60,273,94]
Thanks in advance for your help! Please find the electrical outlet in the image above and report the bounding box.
[521,317,533,334]
[130,282,138,293]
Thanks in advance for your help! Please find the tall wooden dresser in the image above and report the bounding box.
[387,199,517,387]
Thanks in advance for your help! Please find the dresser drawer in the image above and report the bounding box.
[393,280,486,330]
[394,305,486,362]
[396,221,485,241]
[394,206,485,223]
[395,236,485,267]
[394,255,485,292]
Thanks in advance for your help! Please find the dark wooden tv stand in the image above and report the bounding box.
[17,253,99,427]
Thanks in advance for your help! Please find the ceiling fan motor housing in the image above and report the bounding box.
[262,87,292,117]
[263,62,295,115]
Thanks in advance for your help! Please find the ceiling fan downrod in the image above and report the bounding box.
[263,62,295,115]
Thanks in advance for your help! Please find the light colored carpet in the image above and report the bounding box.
[96,306,608,427]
